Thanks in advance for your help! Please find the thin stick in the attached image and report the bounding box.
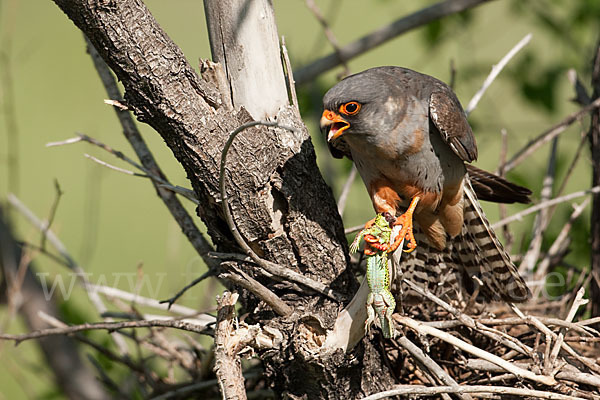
[83,37,216,276]
[295,0,496,84]
[84,153,141,176]
[337,164,357,217]
[492,185,600,229]
[534,199,590,283]
[547,287,588,373]
[510,304,600,375]
[362,385,582,400]
[497,129,513,246]
[345,224,364,235]
[40,179,64,251]
[219,120,344,303]
[88,284,211,319]
[7,193,130,354]
[0,318,211,344]
[394,315,557,386]
[466,33,532,115]
[403,279,532,356]
[49,134,199,205]
[425,315,597,337]
[503,97,600,173]
[519,137,557,274]
[305,0,349,78]
[159,271,214,309]
[219,263,292,317]
[396,336,472,400]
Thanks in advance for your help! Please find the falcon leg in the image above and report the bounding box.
[389,196,420,253]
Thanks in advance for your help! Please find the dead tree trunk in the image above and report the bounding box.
[589,40,600,321]
[50,0,394,397]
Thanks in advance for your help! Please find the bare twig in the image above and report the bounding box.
[305,0,349,79]
[48,134,199,205]
[361,385,580,400]
[344,224,364,235]
[519,137,557,274]
[466,359,600,390]
[40,180,64,251]
[337,165,357,217]
[0,318,211,344]
[567,69,591,106]
[7,193,130,354]
[83,37,216,274]
[589,38,600,324]
[219,262,292,317]
[84,153,141,176]
[503,97,600,173]
[396,336,472,400]
[1,42,20,201]
[219,120,344,303]
[394,315,557,385]
[534,199,590,283]
[425,316,597,336]
[103,98,129,110]
[295,0,496,84]
[159,271,214,310]
[492,185,600,229]
[554,131,588,203]
[510,304,600,375]
[497,128,514,246]
[403,279,532,356]
[466,33,531,115]
[546,287,588,373]
[88,284,214,322]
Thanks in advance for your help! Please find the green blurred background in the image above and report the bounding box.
[0,0,598,397]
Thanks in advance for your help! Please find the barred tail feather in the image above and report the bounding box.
[459,179,531,302]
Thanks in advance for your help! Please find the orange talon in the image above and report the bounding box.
[388,196,420,253]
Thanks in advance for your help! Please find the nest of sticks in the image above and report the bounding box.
[366,278,600,400]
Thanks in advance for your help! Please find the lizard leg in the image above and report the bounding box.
[389,196,420,253]
[349,217,377,253]
[381,291,397,339]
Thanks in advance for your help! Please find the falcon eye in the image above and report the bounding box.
[340,101,361,115]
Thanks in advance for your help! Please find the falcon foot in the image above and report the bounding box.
[389,196,421,253]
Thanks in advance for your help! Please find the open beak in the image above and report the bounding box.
[320,110,350,142]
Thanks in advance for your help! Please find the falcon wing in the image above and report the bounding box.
[429,90,478,163]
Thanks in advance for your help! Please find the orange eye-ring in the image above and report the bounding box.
[339,101,361,115]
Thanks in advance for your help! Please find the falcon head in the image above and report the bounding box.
[320,67,409,159]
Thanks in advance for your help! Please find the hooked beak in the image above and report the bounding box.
[320,110,350,142]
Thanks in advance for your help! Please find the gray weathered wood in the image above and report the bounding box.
[204,0,289,119]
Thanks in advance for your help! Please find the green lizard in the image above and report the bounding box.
[350,214,396,339]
